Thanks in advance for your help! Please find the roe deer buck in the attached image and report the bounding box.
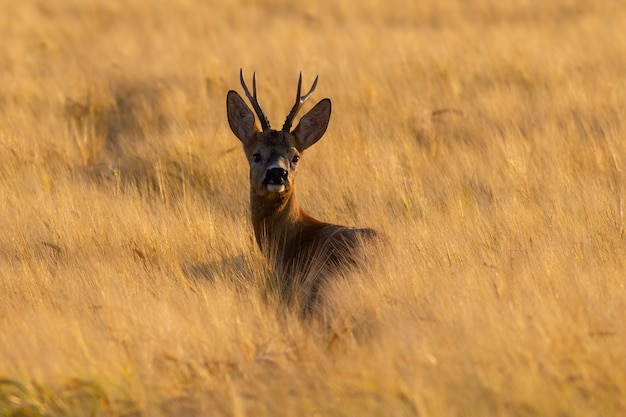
[226,69,380,310]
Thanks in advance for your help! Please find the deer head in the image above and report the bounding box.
[226,69,331,199]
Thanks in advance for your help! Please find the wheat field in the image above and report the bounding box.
[1,0,625,415]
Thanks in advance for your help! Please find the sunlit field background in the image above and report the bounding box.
[1,0,625,415]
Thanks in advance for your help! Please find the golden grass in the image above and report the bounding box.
[1,0,625,415]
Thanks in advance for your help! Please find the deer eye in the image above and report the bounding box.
[252,154,261,163]
[291,155,300,164]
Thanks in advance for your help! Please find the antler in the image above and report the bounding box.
[282,72,319,132]
[240,69,271,131]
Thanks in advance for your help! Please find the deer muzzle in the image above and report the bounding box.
[264,167,288,192]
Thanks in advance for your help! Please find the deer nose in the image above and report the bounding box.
[267,167,288,184]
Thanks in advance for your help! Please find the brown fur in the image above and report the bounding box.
[226,72,381,311]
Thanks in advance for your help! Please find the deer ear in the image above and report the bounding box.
[227,90,258,144]
[292,99,331,151]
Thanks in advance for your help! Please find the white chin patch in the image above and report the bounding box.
[266,184,285,193]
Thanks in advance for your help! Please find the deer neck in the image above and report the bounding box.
[250,187,304,252]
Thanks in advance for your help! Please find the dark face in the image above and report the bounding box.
[226,86,331,199]
[244,130,302,197]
